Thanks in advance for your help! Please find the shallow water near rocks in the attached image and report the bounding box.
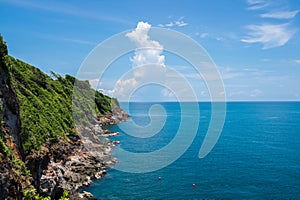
[86,102,300,199]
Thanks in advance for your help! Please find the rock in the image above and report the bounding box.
[94,172,102,179]
[71,174,78,183]
[113,140,120,145]
[79,191,96,199]
[0,36,130,199]
[82,176,92,186]
[13,105,128,199]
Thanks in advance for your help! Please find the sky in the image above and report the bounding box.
[0,0,300,101]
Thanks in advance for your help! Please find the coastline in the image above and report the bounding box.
[27,108,129,199]
[0,36,131,199]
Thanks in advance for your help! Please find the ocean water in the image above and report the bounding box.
[86,102,300,199]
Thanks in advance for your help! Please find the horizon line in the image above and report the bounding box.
[118,100,300,103]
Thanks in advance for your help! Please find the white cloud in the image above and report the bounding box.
[34,32,96,46]
[158,17,188,28]
[217,66,244,80]
[294,60,300,64]
[247,0,270,10]
[250,89,262,97]
[126,21,165,68]
[243,68,273,76]
[200,91,208,97]
[196,32,209,39]
[88,79,101,89]
[107,21,168,100]
[243,0,298,50]
[161,88,174,97]
[114,78,138,96]
[175,20,188,27]
[200,33,209,38]
[5,0,133,25]
[241,23,296,49]
[247,0,265,4]
[229,90,246,97]
[260,10,299,19]
[221,71,244,80]
[260,58,271,62]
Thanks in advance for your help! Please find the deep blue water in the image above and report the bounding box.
[86,102,300,199]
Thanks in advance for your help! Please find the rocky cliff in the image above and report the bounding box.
[0,36,129,199]
[0,34,29,200]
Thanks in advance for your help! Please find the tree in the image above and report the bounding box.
[0,35,8,59]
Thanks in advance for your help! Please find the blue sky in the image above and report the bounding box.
[1,0,300,101]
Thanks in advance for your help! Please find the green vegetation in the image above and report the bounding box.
[1,35,117,199]
[0,137,13,158]
[5,56,116,152]
[0,35,7,58]
[23,188,69,200]
[13,158,31,176]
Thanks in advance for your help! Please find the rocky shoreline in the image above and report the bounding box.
[26,109,129,199]
[0,36,130,200]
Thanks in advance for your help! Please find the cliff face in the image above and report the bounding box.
[0,35,28,200]
[0,35,22,156]
[0,52,22,156]
[0,36,129,199]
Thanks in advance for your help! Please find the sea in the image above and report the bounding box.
[86,102,300,199]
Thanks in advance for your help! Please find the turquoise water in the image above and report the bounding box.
[86,102,300,199]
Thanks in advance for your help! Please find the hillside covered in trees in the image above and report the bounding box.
[0,36,128,199]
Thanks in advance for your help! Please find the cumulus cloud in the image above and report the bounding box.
[126,21,165,68]
[106,21,168,100]
[88,79,101,89]
[241,23,296,49]
[113,78,138,97]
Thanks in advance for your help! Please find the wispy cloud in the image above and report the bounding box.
[250,89,263,97]
[243,68,273,76]
[260,10,299,19]
[4,0,133,25]
[247,0,265,4]
[195,32,209,39]
[34,32,97,46]
[161,88,175,97]
[229,90,246,98]
[247,0,270,10]
[241,23,296,49]
[293,59,300,64]
[219,67,244,80]
[158,17,188,28]
[59,38,97,46]
[243,0,298,49]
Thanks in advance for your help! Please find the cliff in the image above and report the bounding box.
[0,36,129,199]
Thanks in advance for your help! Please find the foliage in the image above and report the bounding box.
[59,190,69,200]
[1,36,114,198]
[5,56,116,152]
[0,137,13,158]
[23,188,51,200]
[13,158,31,176]
[23,188,69,200]
[0,35,8,61]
